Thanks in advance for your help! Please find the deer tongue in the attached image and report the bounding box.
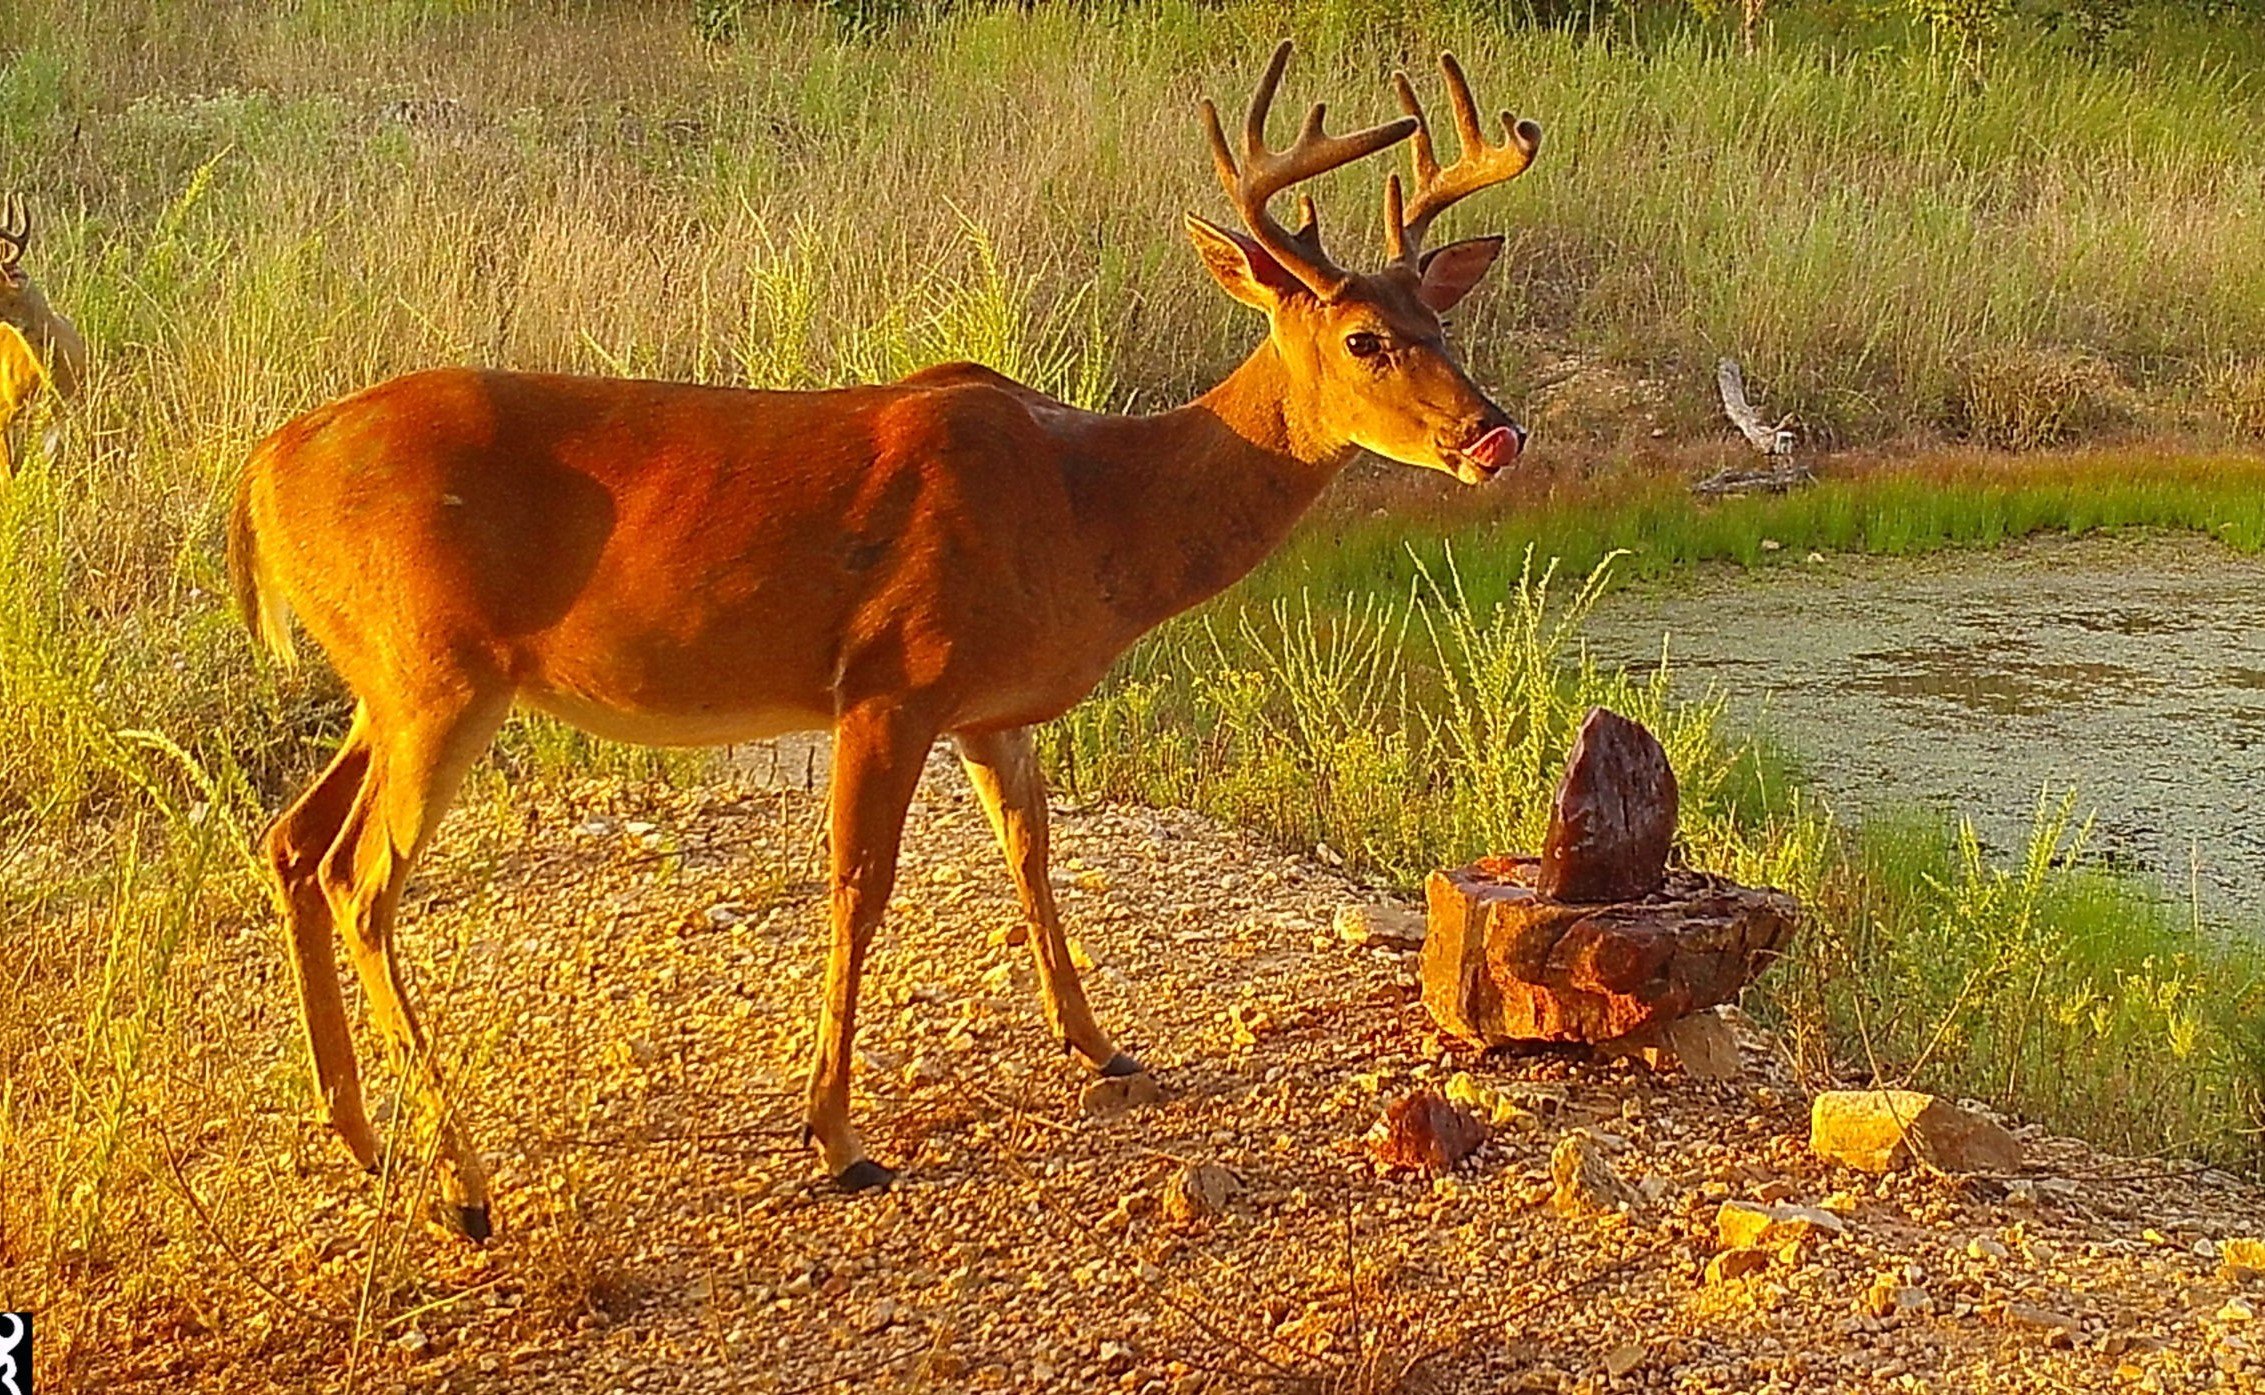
[1463,426,1518,471]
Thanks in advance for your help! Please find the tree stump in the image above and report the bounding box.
[1419,707,1796,1048]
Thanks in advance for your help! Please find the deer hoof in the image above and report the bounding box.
[1099,1052,1146,1079]
[834,1159,896,1194]
[431,1200,492,1242]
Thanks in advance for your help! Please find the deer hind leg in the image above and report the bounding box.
[953,726,1139,1079]
[264,706,381,1170]
[804,703,933,1192]
[320,691,509,1238]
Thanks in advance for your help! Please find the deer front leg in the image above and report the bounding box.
[805,703,933,1192]
[954,726,1141,1079]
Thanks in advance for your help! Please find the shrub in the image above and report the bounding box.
[1962,347,2130,450]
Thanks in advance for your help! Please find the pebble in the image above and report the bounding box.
[1603,1342,1646,1377]
[1164,1163,1239,1224]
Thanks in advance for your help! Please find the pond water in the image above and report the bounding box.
[1580,533,2265,920]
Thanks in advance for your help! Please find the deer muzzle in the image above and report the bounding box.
[1452,422,1525,484]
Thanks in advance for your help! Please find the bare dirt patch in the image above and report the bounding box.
[22,754,2264,1392]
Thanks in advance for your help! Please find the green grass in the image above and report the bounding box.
[1812,802,2265,1162]
[1274,450,2265,601]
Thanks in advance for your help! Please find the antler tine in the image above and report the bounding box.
[1385,52,1543,267]
[0,193,24,268]
[1202,40,1418,299]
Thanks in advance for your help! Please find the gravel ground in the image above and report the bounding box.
[36,750,2265,1393]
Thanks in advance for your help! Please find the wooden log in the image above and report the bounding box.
[1717,356,1791,457]
[1421,856,1796,1046]
[1539,708,1677,903]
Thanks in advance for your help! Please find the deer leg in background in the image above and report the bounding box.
[321,691,510,1238]
[264,706,380,1170]
[954,726,1140,1078]
[804,703,934,1192]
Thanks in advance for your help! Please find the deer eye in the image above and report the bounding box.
[1344,331,1385,360]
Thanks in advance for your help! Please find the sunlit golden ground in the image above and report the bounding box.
[14,759,2263,1392]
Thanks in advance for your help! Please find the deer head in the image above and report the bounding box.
[0,193,86,401]
[1188,43,1540,483]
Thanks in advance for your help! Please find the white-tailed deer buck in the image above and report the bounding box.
[0,193,87,478]
[230,42,1539,1236]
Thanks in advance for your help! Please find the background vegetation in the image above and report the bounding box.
[6,0,2265,1361]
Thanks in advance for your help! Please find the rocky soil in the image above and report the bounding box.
[37,751,2265,1393]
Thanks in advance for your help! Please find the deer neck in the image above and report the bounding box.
[2,281,81,394]
[1077,340,1352,636]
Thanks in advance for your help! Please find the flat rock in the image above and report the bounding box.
[2001,1302,2083,1346]
[1366,1088,1486,1174]
[1600,1009,1744,1078]
[1334,902,1425,950]
[1810,1089,2023,1174]
[1602,1342,1647,1378]
[1718,1199,1848,1249]
[1706,1247,1773,1284]
[1539,708,1678,903]
[1422,860,1795,1046]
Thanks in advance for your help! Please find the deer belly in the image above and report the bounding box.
[519,689,830,748]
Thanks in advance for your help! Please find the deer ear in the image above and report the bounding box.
[1185,213,1304,311]
[1416,236,1504,312]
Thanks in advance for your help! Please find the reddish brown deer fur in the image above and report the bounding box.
[0,194,86,478]
[229,42,1540,1236]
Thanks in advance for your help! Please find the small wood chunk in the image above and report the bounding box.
[1366,1088,1486,1174]
[1539,708,1678,904]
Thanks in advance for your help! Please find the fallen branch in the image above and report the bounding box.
[1691,461,1814,497]
[1716,357,1791,456]
[1699,358,1813,497]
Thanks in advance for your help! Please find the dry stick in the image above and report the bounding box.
[1843,991,1972,1185]
[957,1077,1080,1136]
[153,1119,346,1328]
[543,1123,805,1152]
[1901,959,1998,1086]
[2064,1123,2265,1183]
[2003,959,2051,1105]
[379,1275,510,1334]
[1342,1193,1362,1378]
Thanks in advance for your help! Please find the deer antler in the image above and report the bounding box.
[1200,41,1418,300]
[1384,53,1542,267]
[0,194,27,272]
